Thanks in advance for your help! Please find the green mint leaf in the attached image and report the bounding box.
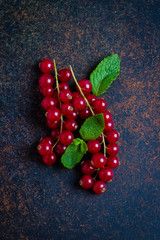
[61,138,88,169]
[90,54,120,96]
[79,114,105,141]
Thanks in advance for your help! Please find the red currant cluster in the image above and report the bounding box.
[37,59,120,194]
[80,129,119,194]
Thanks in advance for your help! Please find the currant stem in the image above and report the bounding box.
[52,59,63,151]
[69,65,95,116]
[69,65,106,158]
[54,60,60,96]
[102,134,106,157]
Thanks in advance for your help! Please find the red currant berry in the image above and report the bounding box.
[41,86,54,97]
[66,110,78,120]
[59,82,69,91]
[40,59,54,73]
[86,94,97,107]
[91,153,107,168]
[41,136,54,146]
[106,156,119,169]
[77,79,92,95]
[98,167,113,182]
[106,130,119,143]
[46,119,60,129]
[64,119,78,131]
[93,98,107,113]
[41,97,57,111]
[50,128,60,140]
[59,130,74,145]
[106,143,119,156]
[72,91,81,100]
[81,160,95,175]
[93,181,106,194]
[52,91,59,103]
[42,152,56,166]
[72,97,86,111]
[79,108,91,119]
[58,69,72,82]
[55,142,67,155]
[39,74,54,87]
[103,110,112,122]
[96,134,103,143]
[60,103,73,115]
[104,120,114,132]
[46,107,61,122]
[37,142,52,156]
[79,175,94,189]
[59,89,72,103]
[87,140,101,154]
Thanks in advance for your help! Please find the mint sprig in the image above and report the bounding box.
[61,138,88,169]
[79,114,105,141]
[90,54,120,96]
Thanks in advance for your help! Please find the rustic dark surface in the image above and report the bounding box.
[0,0,160,239]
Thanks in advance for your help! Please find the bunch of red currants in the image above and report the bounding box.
[37,59,120,194]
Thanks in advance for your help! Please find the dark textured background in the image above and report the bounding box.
[0,0,160,239]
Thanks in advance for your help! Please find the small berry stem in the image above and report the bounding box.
[93,170,99,180]
[52,60,63,151]
[69,65,95,116]
[70,65,106,157]
[102,134,106,157]
[54,59,60,96]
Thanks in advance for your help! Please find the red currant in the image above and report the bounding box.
[59,89,72,103]
[98,167,113,182]
[40,59,54,73]
[50,128,60,140]
[103,110,112,122]
[46,119,60,129]
[72,97,86,111]
[96,134,103,143]
[86,94,97,107]
[79,175,94,189]
[41,86,54,97]
[41,97,57,111]
[52,91,59,103]
[55,142,67,155]
[106,130,119,143]
[59,130,74,145]
[93,181,106,194]
[39,74,54,87]
[59,82,69,91]
[93,98,107,113]
[46,107,61,122]
[60,103,73,115]
[42,153,56,165]
[104,120,114,132]
[106,143,119,155]
[79,108,91,119]
[106,156,119,169]
[37,142,52,156]
[87,140,101,154]
[81,160,95,175]
[91,153,107,168]
[65,110,78,120]
[64,119,78,131]
[77,79,92,95]
[58,69,72,82]
[72,91,81,100]
[41,136,54,146]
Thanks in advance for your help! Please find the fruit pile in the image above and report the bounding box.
[37,55,120,194]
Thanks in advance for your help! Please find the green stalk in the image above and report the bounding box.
[69,65,106,157]
[52,60,63,150]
